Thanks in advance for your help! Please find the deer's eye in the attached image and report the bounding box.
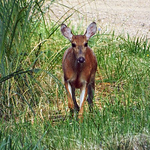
[72,43,76,47]
[84,43,88,47]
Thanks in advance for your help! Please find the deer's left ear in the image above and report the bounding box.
[84,22,97,40]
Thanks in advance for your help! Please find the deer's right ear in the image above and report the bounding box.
[61,24,73,41]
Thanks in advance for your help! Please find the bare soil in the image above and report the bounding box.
[47,0,150,40]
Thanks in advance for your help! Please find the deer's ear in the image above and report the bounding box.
[61,24,73,41]
[85,22,97,40]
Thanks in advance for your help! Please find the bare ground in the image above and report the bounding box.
[46,0,150,40]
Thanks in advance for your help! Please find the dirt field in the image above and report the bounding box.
[47,0,150,39]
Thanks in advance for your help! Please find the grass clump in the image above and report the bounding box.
[0,0,66,121]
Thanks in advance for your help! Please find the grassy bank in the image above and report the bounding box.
[0,0,150,149]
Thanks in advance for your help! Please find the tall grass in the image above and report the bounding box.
[0,0,66,120]
[0,0,150,149]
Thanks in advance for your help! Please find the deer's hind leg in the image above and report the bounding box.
[71,86,79,113]
[87,80,95,112]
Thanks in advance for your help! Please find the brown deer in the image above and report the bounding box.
[61,22,97,120]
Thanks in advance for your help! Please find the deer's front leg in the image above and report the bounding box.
[78,83,88,121]
[65,82,74,117]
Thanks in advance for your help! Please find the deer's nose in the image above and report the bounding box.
[77,57,85,63]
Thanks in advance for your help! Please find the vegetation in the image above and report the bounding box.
[0,0,150,149]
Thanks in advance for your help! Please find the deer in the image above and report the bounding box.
[61,22,97,121]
